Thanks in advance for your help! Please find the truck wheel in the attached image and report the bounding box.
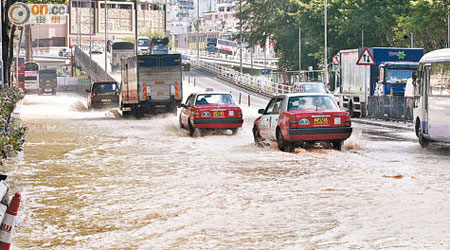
[348,101,355,117]
[171,104,178,115]
[51,91,56,96]
[122,111,131,118]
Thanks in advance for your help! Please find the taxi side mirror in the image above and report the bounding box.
[180,104,188,108]
[258,109,265,114]
[85,89,90,93]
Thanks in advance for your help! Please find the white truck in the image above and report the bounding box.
[120,54,183,118]
[338,49,370,117]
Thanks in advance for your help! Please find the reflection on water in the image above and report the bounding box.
[4,93,450,249]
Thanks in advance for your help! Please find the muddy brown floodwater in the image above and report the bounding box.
[4,92,450,249]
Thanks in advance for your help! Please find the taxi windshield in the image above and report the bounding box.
[196,94,235,105]
[288,95,338,111]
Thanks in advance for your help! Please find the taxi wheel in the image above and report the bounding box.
[253,126,263,142]
[179,116,185,129]
[188,122,200,137]
[231,128,238,135]
[276,128,294,152]
[332,140,343,151]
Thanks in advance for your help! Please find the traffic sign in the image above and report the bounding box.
[356,48,376,65]
[332,54,340,65]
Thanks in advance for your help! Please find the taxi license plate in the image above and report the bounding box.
[314,117,328,125]
[213,111,224,117]
[157,91,164,95]
[101,99,111,102]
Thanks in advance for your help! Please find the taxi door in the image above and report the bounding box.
[259,97,283,139]
[268,98,283,139]
[181,94,195,127]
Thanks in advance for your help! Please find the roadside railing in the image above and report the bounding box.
[178,48,279,69]
[367,96,414,121]
[190,57,292,97]
[73,45,116,82]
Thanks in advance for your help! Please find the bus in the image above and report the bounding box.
[413,48,450,147]
[205,38,237,56]
[137,37,150,55]
[150,37,169,55]
[24,61,39,93]
[108,41,135,72]
[12,57,25,90]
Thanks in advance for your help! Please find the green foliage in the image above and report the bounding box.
[0,86,27,161]
[239,0,449,70]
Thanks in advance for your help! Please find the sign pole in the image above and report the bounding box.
[0,3,3,88]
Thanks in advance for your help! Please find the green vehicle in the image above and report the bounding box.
[38,69,57,95]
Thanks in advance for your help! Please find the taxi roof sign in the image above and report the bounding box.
[356,48,376,65]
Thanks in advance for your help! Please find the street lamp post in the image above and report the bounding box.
[104,0,108,78]
[239,0,243,73]
[197,0,200,59]
[324,0,328,88]
[89,0,92,60]
[298,26,301,74]
[135,0,138,56]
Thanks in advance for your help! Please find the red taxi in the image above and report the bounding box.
[179,91,243,136]
[253,93,352,151]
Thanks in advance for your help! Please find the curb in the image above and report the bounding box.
[352,118,414,132]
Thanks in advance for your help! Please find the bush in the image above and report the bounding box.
[0,86,27,161]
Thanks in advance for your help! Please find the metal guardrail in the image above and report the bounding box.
[73,45,116,82]
[190,58,292,97]
[367,96,414,121]
[178,48,279,70]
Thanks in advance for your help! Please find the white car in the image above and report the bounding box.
[91,44,103,54]
[292,82,327,93]
[58,48,71,57]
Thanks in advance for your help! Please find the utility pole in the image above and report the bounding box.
[411,32,414,48]
[448,7,449,48]
[298,26,301,73]
[0,3,3,88]
[104,0,108,77]
[89,0,92,60]
[197,0,200,58]
[77,0,81,48]
[239,0,243,73]
[135,0,139,56]
[362,29,364,48]
[324,0,328,87]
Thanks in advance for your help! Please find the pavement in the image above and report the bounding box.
[352,118,414,132]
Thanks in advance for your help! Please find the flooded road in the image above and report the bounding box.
[4,77,450,249]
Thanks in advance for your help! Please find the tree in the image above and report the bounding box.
[238,0,448,71]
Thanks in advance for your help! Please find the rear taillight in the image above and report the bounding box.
[344,118,351,127]
[193,111,200,119]
[237,110,242,118]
